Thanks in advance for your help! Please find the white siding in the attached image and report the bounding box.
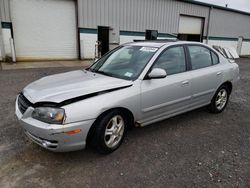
[77,0,250,42]
[0,40,2,60]
[207,40,238,50]
[79,32,175,59]
[80,33,97,59]
[119,35,174,44]
[0,23,3,60]
[241,42,250,56]
[209,8,250,38]
[2,28,11,56]
[207,40,250,56]
[0,0,11,22]
[120,35,145,44]
[78,0,210,35]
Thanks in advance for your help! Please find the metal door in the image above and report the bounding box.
[98,26,109,56]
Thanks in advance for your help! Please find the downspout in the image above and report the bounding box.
[206,6,213,44]
[7,0,16,63]
[4,1,16,63]
[0,22,6,61]
[0,1,6,61]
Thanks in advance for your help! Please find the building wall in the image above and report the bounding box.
[0,0,11,22]
[241,41,250,56]
[207,8,250,55]
[0,0,12,59]
[77,0,210,58]
[79,28,176,59]
[209,8,250,39]
[0,23,2,60]
[78,0,210,35]
[1,0,250,60]
[77,0,250,57]
[0,7,2,60]
[0,0,10,60]
[1,23,12,57]
[79,32,97,59]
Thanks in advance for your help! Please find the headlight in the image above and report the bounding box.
[32,107,65,124]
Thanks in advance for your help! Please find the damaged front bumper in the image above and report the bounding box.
[15,99,95,152]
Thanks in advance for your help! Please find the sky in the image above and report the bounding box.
[195,0,250,12]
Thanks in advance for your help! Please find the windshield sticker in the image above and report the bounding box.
[140,47,158,52]
[124,72,133,77]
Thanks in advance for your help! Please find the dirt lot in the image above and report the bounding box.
[0,58,250,188]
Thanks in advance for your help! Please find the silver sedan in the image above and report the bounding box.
[15,41,240,154]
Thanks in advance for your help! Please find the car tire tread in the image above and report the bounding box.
[209,85,230,113]
[92,110,128,154]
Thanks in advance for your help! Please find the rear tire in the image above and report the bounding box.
[209,85,230,113]
[92,110,128,154]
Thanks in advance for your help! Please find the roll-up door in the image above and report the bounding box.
[179,16,203,34]
[10,0,78,61]
[178,15,204,42]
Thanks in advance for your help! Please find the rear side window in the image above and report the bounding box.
[211,51,219,64]
[188,46,212,70]
[153,46,186,75]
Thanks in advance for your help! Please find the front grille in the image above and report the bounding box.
[18,93,32,114]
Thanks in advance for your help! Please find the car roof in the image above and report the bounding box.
[124,40,206,48]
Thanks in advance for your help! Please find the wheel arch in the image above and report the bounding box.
[86,107,135,147]
[221,81,233,94]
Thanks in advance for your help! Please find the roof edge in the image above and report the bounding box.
[178,0,250,16]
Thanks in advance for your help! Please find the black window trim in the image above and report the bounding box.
[185,44,220,71]
[144,44,188,79]
[210,50,220,65]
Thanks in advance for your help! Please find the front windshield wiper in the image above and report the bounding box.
[92,70,114,77]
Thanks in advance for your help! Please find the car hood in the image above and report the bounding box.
[23,70,133,104]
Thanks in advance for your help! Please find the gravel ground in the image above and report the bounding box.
[0,58,250,188]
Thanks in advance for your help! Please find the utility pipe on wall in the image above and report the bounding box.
[10,38,16,63]
[0,24,5,61]
[206,6,213,44]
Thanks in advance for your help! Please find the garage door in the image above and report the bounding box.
[10,0,78,61]
[179,16,203,35]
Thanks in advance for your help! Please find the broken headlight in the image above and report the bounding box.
[32,107,65,124]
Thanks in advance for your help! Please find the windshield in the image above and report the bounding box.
[89,45,158,80]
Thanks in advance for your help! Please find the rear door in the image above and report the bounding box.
[187,45,223,107]
[140,45,192,124]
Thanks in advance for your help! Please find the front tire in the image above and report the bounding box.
[92,110,128,154]
[209,85,230,113]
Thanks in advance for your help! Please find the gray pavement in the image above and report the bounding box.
[0,58,250,187]
[0,60,92,70]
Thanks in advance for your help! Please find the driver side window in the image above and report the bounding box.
[153,46,186,75]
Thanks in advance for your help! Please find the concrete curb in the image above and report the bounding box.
[0,60,93,70]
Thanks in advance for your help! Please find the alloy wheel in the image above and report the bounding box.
[215,88,228,111]
[104,115,125,148]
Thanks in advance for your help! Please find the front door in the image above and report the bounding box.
[140,46,192,124]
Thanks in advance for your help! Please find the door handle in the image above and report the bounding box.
[181,80,189,86]
[216,72,222,76]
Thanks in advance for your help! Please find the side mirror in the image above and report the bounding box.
[147,68,167,79]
